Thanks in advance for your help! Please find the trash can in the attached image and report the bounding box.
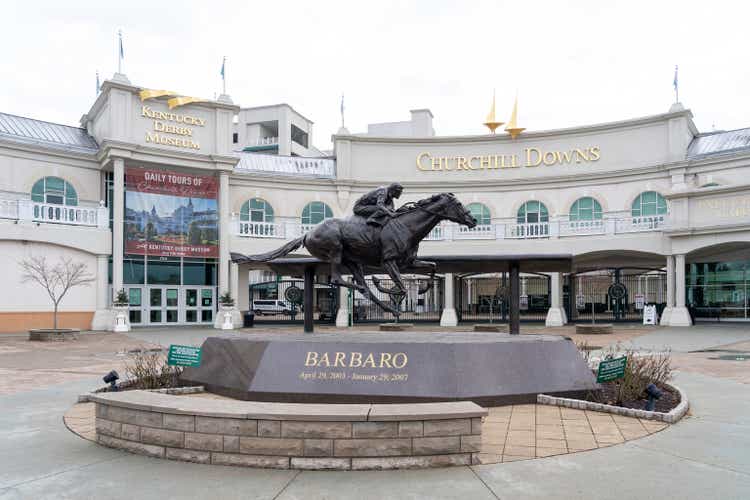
[243,311,255,328]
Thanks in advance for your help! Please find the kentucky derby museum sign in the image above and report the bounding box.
[125,167,219,257]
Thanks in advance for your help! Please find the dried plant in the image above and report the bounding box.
[576,340,594,365]
[124,348,183,390]
[19,255,95,330]
[599,343,673,404]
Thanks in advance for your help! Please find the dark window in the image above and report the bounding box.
[232,132,238,144]
[291,124,308,148]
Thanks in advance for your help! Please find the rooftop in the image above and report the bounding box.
[0,111,98,153]
[687,127,750,159]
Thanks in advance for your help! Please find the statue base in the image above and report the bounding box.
[181,331,598,405]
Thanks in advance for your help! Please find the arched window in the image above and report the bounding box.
[517,200,549,224]
[631,191,667,217]
[301,201,333,225]
[467,203,491,225]
[240,198,274,222]
[31,176,78,205]
[569,197,603,221]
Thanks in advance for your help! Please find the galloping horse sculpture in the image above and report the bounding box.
[231,192,477,316]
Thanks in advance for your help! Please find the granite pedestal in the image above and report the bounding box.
[181,331,598,406]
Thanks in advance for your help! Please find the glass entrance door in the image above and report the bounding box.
[184,287,214,324]
[148,287,180,325]
[127,287,144,325]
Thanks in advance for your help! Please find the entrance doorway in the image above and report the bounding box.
[126,286,215,326]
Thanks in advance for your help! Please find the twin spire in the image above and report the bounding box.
[483,91,526,139]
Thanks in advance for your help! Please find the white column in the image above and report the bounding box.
[230,262,239,305]
[218,170,230,295]
[112,158,125,299]
[545,272,566,327]
[90,254,112,330]
[668,254,692,326]
[336,284,350,327]
[237,265,249,313]
[440,273,458,327]
[660,255,675,325]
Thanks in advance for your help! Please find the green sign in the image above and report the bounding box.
[167,344,202,367]
[597,356,627,383]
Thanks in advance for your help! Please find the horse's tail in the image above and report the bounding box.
[230,236,305,263]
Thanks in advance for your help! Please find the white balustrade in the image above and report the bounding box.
[0,199,18,220]
[505,222,550,239]
[455,224,496,239]
[236,220,284,238]
[615,215,668,233]
[559,219,606,236]
[235,152,335,178]
[425,224,445,241]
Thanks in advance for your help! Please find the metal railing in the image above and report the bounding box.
[235,152,335,178]
[0,198,107,228]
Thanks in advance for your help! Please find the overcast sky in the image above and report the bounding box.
[2,1,748,150]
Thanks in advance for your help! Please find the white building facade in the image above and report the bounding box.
[1,74,749,332]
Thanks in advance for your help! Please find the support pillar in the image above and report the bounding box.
[304,266,315,333]
[218,170,230,296]
[660,255,675,325]
[91,254,112,330]
[336,284,350,328]
[439,273,458,327]
[668,254,692,326]
[112,158,124,300]
[545,272,567,327]
[510,261,520,335]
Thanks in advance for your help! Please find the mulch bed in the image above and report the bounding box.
[585,381,680,413]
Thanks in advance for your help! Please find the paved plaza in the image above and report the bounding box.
[1,324,749,499]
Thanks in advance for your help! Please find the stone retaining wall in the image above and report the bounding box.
[91,391,487,470]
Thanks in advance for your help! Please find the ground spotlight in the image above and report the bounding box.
[103,370,119,391]
[645,383,662,411]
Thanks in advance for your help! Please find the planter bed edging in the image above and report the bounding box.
[537,383,689,424]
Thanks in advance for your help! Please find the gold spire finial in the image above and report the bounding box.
[505,95,526,139]
[483,90,504,134]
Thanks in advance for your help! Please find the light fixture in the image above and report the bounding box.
[103,370,120,391]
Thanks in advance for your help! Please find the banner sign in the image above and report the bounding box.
[125,167,218,257]
[167,344,202,367]
[597,356,627,383]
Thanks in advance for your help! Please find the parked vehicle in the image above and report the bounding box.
[252,299,294,315]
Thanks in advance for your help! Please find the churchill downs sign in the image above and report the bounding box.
[416,146,601,172]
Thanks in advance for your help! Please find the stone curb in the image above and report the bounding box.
[78,385,204,403]
[537,383,689,424]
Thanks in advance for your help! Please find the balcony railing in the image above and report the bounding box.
[232,216,671,241]
[0,198,108,228]
[235,152,335,178]
[559,219,606,236]
[615,215,667,233]
[237,221,285,238]
[505,222,550,239]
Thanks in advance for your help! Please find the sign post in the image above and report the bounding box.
[597,356,627,383]
[167,344,202,367]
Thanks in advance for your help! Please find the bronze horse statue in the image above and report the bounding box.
[231,193,477,316]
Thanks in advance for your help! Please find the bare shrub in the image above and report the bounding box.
[125,348,183,390]
[599,343,673,404]
[576,340,593,365]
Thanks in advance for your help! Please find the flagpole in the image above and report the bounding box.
[223,57,226,95]
[118,30,122,74]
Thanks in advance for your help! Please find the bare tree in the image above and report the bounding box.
[19,256,95,330]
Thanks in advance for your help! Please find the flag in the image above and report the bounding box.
[119,30,124,60]
[220,57,226,80]
[673,65,678,91]
[340,94,344,115]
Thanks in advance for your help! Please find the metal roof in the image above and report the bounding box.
[687,127,750,159]
[0,112,98,153]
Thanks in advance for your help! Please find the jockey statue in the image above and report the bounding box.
[352,183,404,227]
